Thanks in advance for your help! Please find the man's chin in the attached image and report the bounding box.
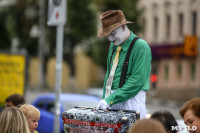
[113,42,121,46]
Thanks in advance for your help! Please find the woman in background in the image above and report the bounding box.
[151,110,178,133]
[0,107,30,133]
[128,118,167,133]
[180,98,200,133]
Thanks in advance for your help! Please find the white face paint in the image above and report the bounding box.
[106,26,127,46]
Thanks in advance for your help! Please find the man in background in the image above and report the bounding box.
[5,93,25,107]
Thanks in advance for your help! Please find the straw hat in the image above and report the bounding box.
[97,10,134,38]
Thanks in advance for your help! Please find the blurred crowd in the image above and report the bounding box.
[0,93,40,133]
[0,93,199,133]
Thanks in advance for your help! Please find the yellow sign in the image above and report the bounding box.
[184,36,198,57]
[0,53,26,106]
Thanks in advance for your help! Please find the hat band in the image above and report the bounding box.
[103,19,126,31]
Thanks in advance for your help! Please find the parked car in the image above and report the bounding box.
[32,93,101,133]
[86,88,103,98]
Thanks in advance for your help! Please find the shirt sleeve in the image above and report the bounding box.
[105,41,152,105]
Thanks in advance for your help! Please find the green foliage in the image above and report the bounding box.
[64,0,96,46]
[85,37,109,69]
[0,0,143,75]
[15,0,39,56]
[0,0,39,55]
[0,7,12,49]
[62,0,97,75]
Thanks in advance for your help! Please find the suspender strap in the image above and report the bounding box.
[119,37,139,88]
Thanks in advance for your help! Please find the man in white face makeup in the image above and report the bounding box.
[96,10,152,119]
[106,25,129,46]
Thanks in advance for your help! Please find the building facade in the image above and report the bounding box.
[138,0,200,100]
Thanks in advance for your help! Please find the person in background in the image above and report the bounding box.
[128,118,167,133]
[179,98,200,133]
[96,10,152,119]
[0,107,30,133]
[151,110,178,133]
[5,93,25,107]
[20,104,40,133]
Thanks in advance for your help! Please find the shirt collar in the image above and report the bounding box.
[111,31,136,52]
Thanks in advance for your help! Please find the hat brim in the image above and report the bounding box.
[97,21,134,38]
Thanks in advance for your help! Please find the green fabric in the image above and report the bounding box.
[103,32,152,105]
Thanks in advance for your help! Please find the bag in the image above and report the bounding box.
[62,106,140,133]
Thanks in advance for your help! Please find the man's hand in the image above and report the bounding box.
[96,99,110,110]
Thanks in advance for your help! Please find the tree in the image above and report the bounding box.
[62,0,97,76]
[0,0,143,79]
[0,7,12,49]
[0,0,39,55]
[0,0,97,77]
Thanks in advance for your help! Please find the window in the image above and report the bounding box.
[35,99,55,113]
[191,0,197,6]
[177,1,184,11]
[192,11,197,35]
[46,101,54,114]
[154,17,158,40]
[164,65,169,81]
[166,15,171,39]
[164,2,171,11]
[36,100,45,109]
[152,3,159,13]
[190,63,196,82]
[178,13,184,37]
[176,64,182,80]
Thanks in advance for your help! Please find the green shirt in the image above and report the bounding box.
[103,32,152,106]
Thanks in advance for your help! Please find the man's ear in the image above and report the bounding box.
[121,25,126,31]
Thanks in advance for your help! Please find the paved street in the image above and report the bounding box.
[146,97,184,119]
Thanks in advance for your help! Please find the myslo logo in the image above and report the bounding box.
[171,126,197,131]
